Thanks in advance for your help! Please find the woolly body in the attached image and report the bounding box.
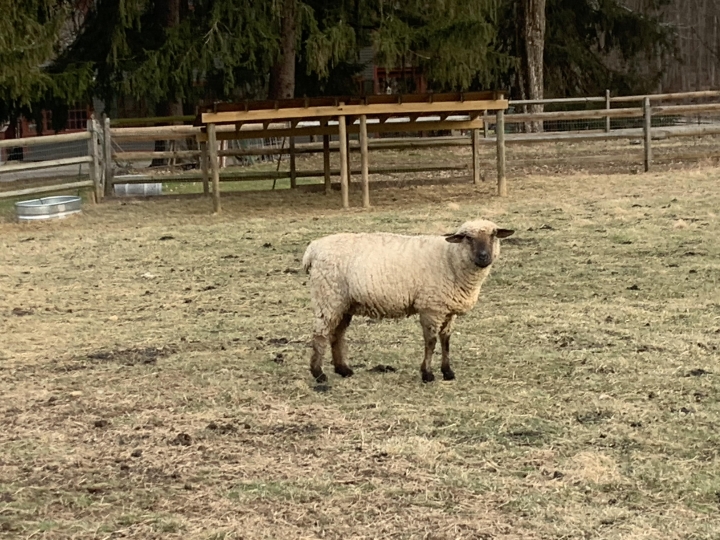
[302,232,492,325]
[302,219,513,383]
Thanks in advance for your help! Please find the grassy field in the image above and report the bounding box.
[1,167,719,539]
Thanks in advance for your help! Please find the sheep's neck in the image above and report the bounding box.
[447,249,491,309]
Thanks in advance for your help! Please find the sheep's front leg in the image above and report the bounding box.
[439,315,456,381]
[419,314,440,383]
[310,335,329,382]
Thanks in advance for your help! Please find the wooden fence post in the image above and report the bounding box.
[87,117,101,201]
[605,89,611,133]
[289,129,297,189]
[471,121,481,184]
[169,139,176,171]
[338,110,349,209]
[483,110,489,138]
[643,96,652,172]
[207,123,221,213]
[103,116,113,197]
[200,141,210,196]
[496,109,507,197]
[360,114,370,208]
[323,132,331,194]
[219,139,227,169]
[346,128,352,185]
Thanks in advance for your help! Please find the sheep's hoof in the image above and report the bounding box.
[421,371,435,383]
[442,368,455,381]
[313,371,328,383]
[334,365,354,378]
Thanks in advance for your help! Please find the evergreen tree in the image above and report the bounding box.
[52,0,361,108]
[1,0,678,133]
[294,0,361,96]
[56,0,278,112]
[370,0,512,91]
[0,0,93,129]
[500,0,675,98]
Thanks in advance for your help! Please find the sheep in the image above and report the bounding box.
[301,219,514,383]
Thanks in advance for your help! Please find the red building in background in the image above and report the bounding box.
[0,0,96,162]
[0,104,94,162]
[356,46,428,96]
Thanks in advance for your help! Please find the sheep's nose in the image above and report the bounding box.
[475,251,491,268]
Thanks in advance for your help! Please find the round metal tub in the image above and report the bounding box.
[15,195,83,221]
[114,181,162,197]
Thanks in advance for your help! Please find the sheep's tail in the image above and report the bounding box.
[302,242,316,274]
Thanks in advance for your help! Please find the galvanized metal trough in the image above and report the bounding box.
[114,178,163,197]
[15,195,82,221]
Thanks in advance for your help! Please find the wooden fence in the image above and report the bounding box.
[3,89,720,204]
[0,120,102,201]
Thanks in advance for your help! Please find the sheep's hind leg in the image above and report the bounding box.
[419,315,440,383]
[439,315,456,381]
[331,313,354,377]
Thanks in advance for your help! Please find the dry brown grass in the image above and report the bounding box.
[1,165,719,539]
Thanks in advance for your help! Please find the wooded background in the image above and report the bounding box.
[634,0,720,91]
[1,0,718,131]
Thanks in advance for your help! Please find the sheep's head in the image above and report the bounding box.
[444,219,514,268]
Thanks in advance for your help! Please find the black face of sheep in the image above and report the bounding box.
[445,228,515,268]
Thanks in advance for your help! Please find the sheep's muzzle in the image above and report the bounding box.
[470,236,493,268]
[474,254,492,268]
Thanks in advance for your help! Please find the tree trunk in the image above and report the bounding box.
[151,0,182,167]
[268,0,297,99]
[522,0,546,133]
[712,13,718,88]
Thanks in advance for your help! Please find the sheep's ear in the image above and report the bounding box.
[496,229,515,238]
[445,234,466,243]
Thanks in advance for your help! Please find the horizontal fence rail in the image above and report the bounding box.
[0,156,92,173]
[3,89,720,207]
[1,120,102,202]
[0,131,90,149]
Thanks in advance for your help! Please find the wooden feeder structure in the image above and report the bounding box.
[196,91,509,213]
